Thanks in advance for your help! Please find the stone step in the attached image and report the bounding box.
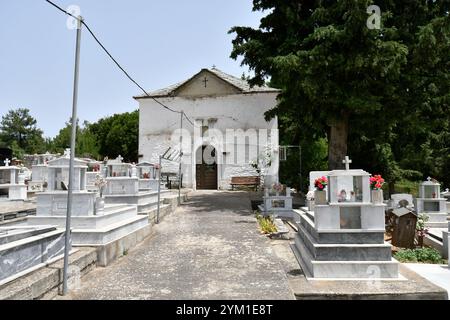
[296,227,392,261]
[103,203,133,212]
[104,190,172,206]
[291,238,399,279]
[71,215,148,246]
[28,204,138,229]
[295,209,385,244]
[137,200,161,213]
[425,222,449,228]
[0,226,55,245]
[257,205,295,219]
[0,228,66,284]
[424,212,448,223]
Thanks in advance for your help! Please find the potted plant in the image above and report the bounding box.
[314,176,328,205]
[416,214,429,247]
[370,175,385,203]
[94,174,107,215]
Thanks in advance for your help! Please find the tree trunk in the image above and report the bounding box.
[328,114,349,170]
[388,181,395,198]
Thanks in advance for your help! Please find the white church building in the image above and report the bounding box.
[134,67,280,190]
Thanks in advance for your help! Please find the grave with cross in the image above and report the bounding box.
[102,156,171,214]
[105,155,130,177]
[292,156,399,279]
[258,183,294,219]
[103,156,137,196]
[414,177,448,229]
[0,158,27,200]
[136,161,161,191]
[34,154,94,216]
[29,153,149,256]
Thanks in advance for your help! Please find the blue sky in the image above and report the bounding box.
[0,0,265,138]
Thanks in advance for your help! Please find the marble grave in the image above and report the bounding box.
[103,156,171,214]
[292,158,399,279]
[27,153,149,250]
[0,159,27,201]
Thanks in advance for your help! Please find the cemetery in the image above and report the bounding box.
[0,150,184,299]
[1,0,450,302]
[252,155,449,297]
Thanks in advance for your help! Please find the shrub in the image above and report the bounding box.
[394,248,444,264]
[256,213,277,234]
[394,249,418,263]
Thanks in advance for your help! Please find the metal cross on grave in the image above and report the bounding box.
[342,156,352,171]
[4,158,10,167]
[202,76,208,88]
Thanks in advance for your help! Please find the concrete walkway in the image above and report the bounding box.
[63,191,294,300]
[404,264,450,300]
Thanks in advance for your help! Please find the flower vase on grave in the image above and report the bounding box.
[371,190,383,204]
[94,197,105,215]
[370,175,385,204]
[315,190,327,205]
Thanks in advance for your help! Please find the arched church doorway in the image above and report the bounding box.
[196,145,217,190]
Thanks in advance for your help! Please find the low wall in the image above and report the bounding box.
[0,248,97,300]
[0,190,190,300]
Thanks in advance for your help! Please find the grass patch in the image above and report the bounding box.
[255,212,277,234]
[394,247,445,264]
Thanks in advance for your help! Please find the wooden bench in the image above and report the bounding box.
[230,176,260,191]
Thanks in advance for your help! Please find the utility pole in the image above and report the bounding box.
[156,155,162,224]
[178,111,183,205]
[62,15,83,296]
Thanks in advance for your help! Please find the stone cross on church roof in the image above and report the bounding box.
[133,67,280,99]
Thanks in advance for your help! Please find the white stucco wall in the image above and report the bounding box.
[138,92,279,189]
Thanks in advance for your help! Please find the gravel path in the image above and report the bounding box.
[63,191,294,300]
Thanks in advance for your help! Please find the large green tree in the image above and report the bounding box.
[51,119,100,159]
[0,108,46,156]
[230,0,449,189]
[89,110,139,162]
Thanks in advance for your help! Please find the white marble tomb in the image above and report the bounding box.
[292,158,399,279]
[28,153,148,249]
[258,186,294,219]
[103,156,171,214]
[0,159,27,201]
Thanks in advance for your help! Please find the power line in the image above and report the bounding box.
[45,0,203,130]
[45,0,181,115]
